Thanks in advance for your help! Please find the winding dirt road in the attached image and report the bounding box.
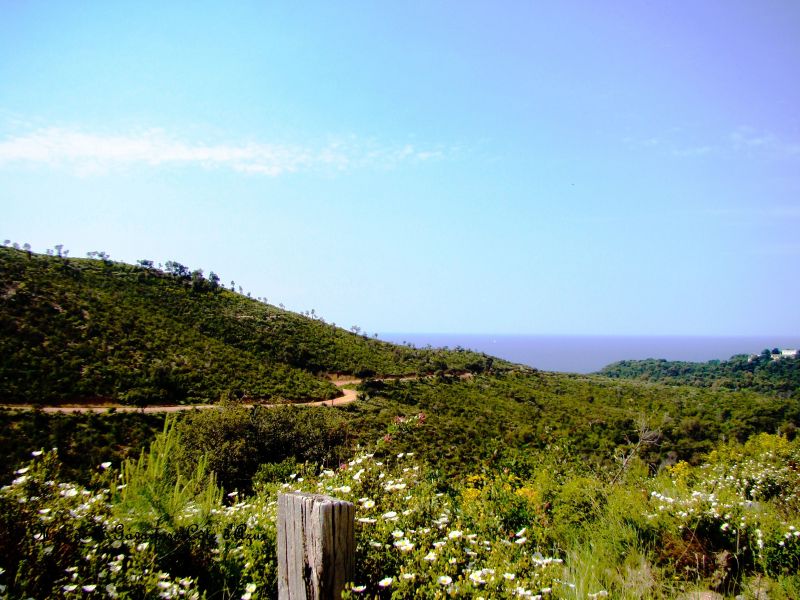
[0,374,468,414]
[0,379,363,414]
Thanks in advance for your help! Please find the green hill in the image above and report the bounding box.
[599,351,800,397]
[2,250,800,599]
[0,247,507,405]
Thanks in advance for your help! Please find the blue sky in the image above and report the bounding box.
[1,1,799,335]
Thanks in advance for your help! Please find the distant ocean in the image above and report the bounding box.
[378,334,800,374]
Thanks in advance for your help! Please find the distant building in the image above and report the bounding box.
[770,348,798,360]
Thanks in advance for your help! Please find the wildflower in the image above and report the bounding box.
[515,527,526,537]
[351,585,366,593]
[378,577,393,588]
[515,537,527,545]
[448,530,463,540]
[382,511,398,520]
[362,499,375,509]
[82,584,97,592]
[394,539,414,552]
[401,573,416,580]
[245,583,257,593]
[504,573,516,580]
[63,584,78,592]
[424,551,437,561]
[32,450,43,456]
[469,571,486,584]
[391,529,405,538]
[15,467,30,474]
[100,462,112,469]
[438,576,453,585]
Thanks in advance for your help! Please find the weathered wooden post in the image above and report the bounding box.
[277,492,355,600]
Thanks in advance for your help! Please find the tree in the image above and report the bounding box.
[164,261,190,278]
[190,269,206,292]
[137,259,154,269]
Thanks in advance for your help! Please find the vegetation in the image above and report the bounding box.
[0,410,165,486]
[2,368,798,493]
[2,419,800,598]
[600,351,800,398]
[342,373,800,471]
[0,247,505,406]
[2,244,799,597]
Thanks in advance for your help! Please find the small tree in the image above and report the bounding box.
[164,261,190,278]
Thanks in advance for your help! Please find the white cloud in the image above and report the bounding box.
[728,126,800,158]
[0,127,444,176]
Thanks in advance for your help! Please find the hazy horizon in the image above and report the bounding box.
[379,333,800,373]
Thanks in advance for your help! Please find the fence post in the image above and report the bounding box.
[277,492,355,600]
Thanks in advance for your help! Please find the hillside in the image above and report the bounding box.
[599,350,800,398]
[0,247,507,405]
[3,249,800,598]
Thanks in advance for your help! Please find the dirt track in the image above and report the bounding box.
[0,380,362,414]
[0,374,470,414]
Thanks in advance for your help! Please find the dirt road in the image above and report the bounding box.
[0,380,362,414]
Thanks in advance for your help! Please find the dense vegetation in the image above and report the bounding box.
[341,373,800,472]
[3,369,797,493]
[0,247,504,406]
[600,351,800,398]
[2,243,799,597]
[2,420,799,599]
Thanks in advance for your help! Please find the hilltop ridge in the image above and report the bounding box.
[0,247,510,406]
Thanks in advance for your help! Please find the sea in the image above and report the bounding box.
[378,334,800,374]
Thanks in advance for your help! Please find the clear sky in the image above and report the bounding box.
[1,1,799,335]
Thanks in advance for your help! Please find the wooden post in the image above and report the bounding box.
[277,492,355,600]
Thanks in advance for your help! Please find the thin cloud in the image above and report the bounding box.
[728,126,800,158]
[0,127,444,176]
[625,126,800,160]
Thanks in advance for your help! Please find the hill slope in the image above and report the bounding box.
[0,247,507,405]
[599,351,800,397]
